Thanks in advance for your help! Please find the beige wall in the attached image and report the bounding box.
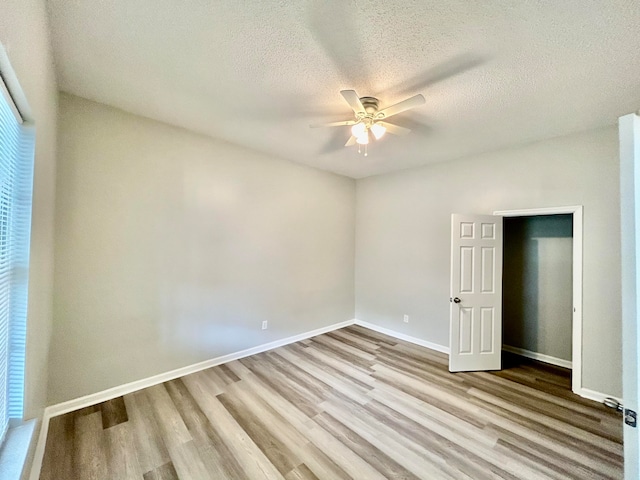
[49,94,355,403]
[356,126,621,396]
[0,0,58,419]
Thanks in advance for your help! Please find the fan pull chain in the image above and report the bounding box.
[357,144,368,156]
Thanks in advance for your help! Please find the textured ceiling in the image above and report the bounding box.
[47,0,640,178]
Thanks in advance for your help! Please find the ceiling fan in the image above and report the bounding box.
[310,90,426,155]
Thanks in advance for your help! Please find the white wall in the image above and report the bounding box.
[49,94,355,403]
[356,126,621,396]
[0,0,58,419]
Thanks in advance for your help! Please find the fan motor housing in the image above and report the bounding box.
[359,97,379,114]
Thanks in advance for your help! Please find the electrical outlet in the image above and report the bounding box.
[403,314,409,323]
[262,320,268,330]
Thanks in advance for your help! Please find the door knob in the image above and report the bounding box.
[453,297,461,304]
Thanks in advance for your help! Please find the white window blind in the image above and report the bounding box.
[0,76,34,443]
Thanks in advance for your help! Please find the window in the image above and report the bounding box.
[0,75,34,443]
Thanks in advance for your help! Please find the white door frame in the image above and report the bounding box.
[493,205,583,395]
[619,112,639,480]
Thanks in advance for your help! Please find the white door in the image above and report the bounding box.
[620,112,640,480]
[449,214,503,372]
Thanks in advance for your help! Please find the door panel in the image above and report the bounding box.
[450,214,503,372]
[480,307,494,353]
[458,307,473,353]
[481,247,495,292]
[460,247,474,292]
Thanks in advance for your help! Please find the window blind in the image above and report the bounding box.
[0,76,34,443]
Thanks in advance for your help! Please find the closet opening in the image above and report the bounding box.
[502,214,573,389]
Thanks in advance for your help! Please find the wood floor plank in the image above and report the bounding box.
[368,380,500,450]
[344,325,399,346]
[40,326,624,480]
[164,378,248,479]
[277,345,372,404]
[181,375,286,480]
[320,396,462,480]
[100,396,128,429]
[182,369,225,396]
[242,355,326,418]
[306,336,375,371]
[40,410,75,480]
[371,363,490,430]
[104,422,143,480]
[312,411,421,480]
[218,391,303,476]
[362,397,521,480]
[237,373,387,480]
[226,379,372,480]
[467,387,623,454]
[460,369,611,418]
[224,359,253,379]
[223,380,313,451]
[468,382,615,438]
[492,425,620,480]
[481,412,623,473]
[263,351,333,400]
[374,348,469,393]
[289,343,376,388]
[284,464,320,480]
[145,384,193,449]
[74,411,108,480]
[310,334,377,362]
[143,461,180,480]
[123,391,170,474]
[217,363,242,383]
[166,440,216,480]
[324,329,381,355]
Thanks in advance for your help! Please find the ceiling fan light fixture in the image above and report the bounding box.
[351,122,367,137]
[311,89,424,155]
[370,123,386,140]
[356,132,369,145]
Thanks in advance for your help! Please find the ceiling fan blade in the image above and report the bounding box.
[319,129,351,154]
[340,90,365,115]
[310,120,356,128]
[377,94,426,119]
[378,121,411,136]
[308,0,370,86]
[345,136,357,147]
[393,53,487,96]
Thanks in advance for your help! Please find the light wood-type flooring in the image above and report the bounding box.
[40,325,623,479]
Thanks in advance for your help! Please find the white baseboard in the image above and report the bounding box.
[576,387,622,405]
[502,345,572,369]
[45,319,355,418]
[353,320,450,354]
[28,318,356,480]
